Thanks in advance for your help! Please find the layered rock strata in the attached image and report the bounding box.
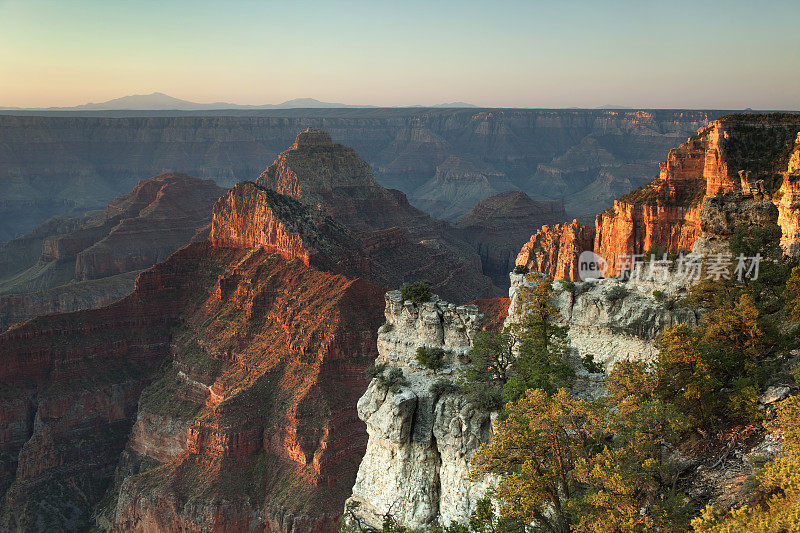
[0,173,224,331]
[255,127,494,301]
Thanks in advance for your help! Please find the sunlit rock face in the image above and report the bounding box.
[515,220,595,281]
[776,133,800,255]
[254,127,494,302]
[515,115,800,280]
[345,291,500,530]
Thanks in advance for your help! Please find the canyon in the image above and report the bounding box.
[0,129,498,531]
[1,114,799,531]
[0,109,721,242]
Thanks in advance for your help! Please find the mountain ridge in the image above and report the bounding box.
[0,92,480,111]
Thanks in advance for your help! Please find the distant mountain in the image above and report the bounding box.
[431,102,478,108]
[9,92,374,111]
[1,93,482,111]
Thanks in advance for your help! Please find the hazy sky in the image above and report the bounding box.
[1,0,798,109]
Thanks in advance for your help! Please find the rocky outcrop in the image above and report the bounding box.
[345,291,494,530]
[0,173,224,331]
[517,114,800,279]
[211,181,368,275]
[457,191,564,288]
[516,220,595,280]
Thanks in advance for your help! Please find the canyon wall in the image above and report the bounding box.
[0,129,497,531]
[0,109,719,241]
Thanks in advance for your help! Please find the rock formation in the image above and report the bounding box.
[254,127,494,302]
[0,128,502,531]
[516,220,595,281]
[517,114,800,279]
[345,291,496,530]
[776,133,800,254]
[456,191,564,288]
[0,173,224,331]
[507,273,697,371]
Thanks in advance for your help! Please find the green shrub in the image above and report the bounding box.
[653,290,665,301]
[581,353,604,374]
[429,378,460,397]
[377,367,409,393]
[513,264,530,275]
[365,361,386,380]
[416,346,445,372]
[558,279,576,293]
[400,280,432,305]
[605,285,629,302]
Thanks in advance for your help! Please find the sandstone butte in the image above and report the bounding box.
[0,173,226,332]
[0,128,505,532]
[455,190,564,287]
[517,114,800,279]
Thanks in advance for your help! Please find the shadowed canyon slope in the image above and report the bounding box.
[0,109,722,241]
[517,113,800,279]
[455,190,564,286]
[0,173,225,331]
[0,130,495,531]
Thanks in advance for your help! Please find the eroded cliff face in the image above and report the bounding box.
[516,220,595,281]
[0,243,208,531]
[107,246,385,533]
[517,115,800,279]
[345,292,497,530]
[776,133,800,254]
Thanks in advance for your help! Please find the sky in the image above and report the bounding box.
[1,0,798,109]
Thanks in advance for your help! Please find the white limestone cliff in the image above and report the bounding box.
[344,290,494,530]
[507,273,698,372]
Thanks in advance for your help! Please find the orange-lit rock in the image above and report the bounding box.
[516,220,595,280]
[777,133,800,254]
[517,115,800,279]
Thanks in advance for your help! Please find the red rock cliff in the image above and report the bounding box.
[517,114,800,279]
